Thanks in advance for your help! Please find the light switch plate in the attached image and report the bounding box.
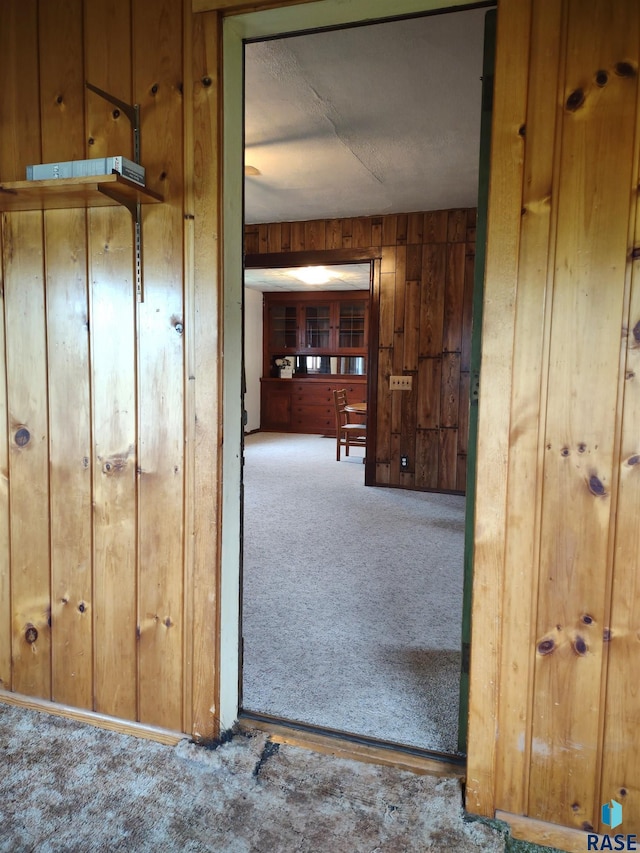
[390,375,413,391]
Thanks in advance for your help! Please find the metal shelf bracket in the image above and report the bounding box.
[86,81,144,300]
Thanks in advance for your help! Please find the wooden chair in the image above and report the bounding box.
[333,389,367,462]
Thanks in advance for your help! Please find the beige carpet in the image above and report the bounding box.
[0,702,506,852]
[242,432,466,754]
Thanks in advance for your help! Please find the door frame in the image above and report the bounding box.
[220,0,489,735]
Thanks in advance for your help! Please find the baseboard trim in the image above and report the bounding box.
[238,711,466,778]
[0,690,184,746]
[496,810,600,852]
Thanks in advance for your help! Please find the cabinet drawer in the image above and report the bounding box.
[292,411,335,432]
[292,388,334,405]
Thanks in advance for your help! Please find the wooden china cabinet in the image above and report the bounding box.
[261,290,368,435]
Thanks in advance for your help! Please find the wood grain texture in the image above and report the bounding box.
[0,248,9,690]
[601,217,640,827]
[528,0,639,827]
[190,8,221,741]
[86,0,138,720]
[40,0,93,711]
[4,213,51,699]
[45,211,93,709]
[134,0,185,732]
[0,1,41,181]
[494,0,564,815]
[466,0,532,818]
[1,1,50,700]
[0,0,44,694]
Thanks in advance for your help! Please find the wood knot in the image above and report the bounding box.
[15,427,30,447]
[56,94,64,104]
[201,76,212,88]
[151,83,159,95]
[573,636,588,656]
[577,443,586,453]
[572,802,580,812]
[627,454,640,466]
[112,109,120,119]
[595,70,608,87]
[561,447,570,457]
[633,320,640,343]
[588,474,607,496]
[537,638,555,655]
[25,625,38,644]
[582,822,595,832]
[164,617,173,628]
[603,627,611,642]
[566,88,585,111]
[78,602,86,613]
[615,61,636,78]
[582,614,594,625]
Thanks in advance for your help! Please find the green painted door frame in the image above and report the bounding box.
[221,0,495,752]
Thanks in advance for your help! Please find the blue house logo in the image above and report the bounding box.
[602,799,623,830]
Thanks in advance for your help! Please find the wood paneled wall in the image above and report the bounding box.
[468,0,640,842]
[246,208,476,493]
[0,0,220,741]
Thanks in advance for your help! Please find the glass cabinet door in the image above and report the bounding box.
[302,304,331,349]
[338,301,367,349]
[269,304,298,350]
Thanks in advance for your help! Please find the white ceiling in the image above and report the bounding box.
[244,262,371,292]
[244,6,487,227]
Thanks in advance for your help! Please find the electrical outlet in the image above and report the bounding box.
[400,455,409,470]
[390,375,413,391]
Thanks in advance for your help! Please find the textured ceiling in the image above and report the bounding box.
[244,6,487,226]
[244,263,371,292]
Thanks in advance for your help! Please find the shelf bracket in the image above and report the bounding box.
[85,81,141,164]
[88,81,144,301]
[98,187,144,302]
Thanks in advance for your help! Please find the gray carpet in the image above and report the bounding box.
[242,433,466,754]
[0,703,506,853]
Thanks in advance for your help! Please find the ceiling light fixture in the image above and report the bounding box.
[290,266,337,286]
[244,164,261,176]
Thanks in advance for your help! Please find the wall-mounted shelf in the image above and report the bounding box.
[0,173,162,213]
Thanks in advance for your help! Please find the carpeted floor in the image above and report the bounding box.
[0,703,507,853]
[242,433,466,754]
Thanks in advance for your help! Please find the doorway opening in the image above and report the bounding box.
[220,0,492,752]
[234,5,488,759]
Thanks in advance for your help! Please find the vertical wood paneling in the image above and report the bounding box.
[245,209,474,492]
[601,173,640,827]
[0,258,8,689]
[528,0,639,827]
[0,1,36,692]
[1,1,51,700]
[134,0,185,731]
[86,0,138,720]
[466,0,532,817]
[189,7,220,741]
[419,244,446,357]
[495,0,564,815]
[40,0,93,710]
[4,214,51,698]
[0,0,216,744]
[443,242,465,353]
